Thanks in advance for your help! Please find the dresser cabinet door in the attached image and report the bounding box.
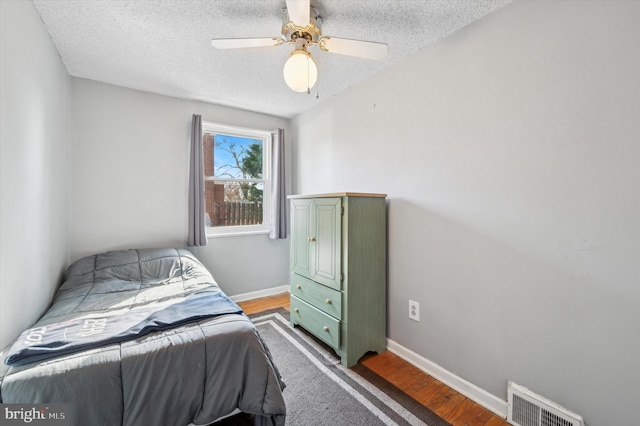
[290,197,342,291]
[312,198,342,290]
[291,198,314,278]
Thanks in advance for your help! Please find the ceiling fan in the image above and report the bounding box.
[211,0,389,93]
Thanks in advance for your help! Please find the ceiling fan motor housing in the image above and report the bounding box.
[282,7,322,44]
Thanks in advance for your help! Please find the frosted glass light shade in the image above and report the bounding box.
[283,50,318,92]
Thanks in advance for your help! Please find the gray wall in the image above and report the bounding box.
[291,1,639,425]
[0,0,70,349]
[69,79,290,296]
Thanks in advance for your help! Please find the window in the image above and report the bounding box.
[202,122,271,236]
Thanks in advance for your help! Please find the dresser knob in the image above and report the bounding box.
[308,236,316,242]
[294,308,299,313]
[325,298,331,304]
[296,284,302,290]
[322,326,329,332]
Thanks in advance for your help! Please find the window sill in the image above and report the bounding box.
[206,229,270,239]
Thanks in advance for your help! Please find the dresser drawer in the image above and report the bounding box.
[290,274,342,320]
[290,295,340,350]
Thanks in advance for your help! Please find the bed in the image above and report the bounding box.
[0,248,286,426]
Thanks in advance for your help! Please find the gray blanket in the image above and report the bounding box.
[0,248,286,426]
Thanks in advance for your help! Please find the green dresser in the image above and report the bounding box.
[289,192,387,367]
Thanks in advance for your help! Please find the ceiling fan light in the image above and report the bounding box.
[283,50,318,93]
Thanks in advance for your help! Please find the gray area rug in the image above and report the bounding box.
[236,308,451,426]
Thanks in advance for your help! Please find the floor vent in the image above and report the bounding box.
[507,382,584,426]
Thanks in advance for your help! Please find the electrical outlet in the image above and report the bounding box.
[409,300,420,321]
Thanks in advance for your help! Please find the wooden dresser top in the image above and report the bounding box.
[288,192,386,199]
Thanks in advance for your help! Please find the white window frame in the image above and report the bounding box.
[202,121,272,238]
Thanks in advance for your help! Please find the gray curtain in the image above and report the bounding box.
[269,128,287,239]
[187,114,207,246]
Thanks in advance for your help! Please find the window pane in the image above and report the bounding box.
[205,181,264,227]
[212,134,263,179]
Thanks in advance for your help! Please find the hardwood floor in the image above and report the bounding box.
[238,293,510,426]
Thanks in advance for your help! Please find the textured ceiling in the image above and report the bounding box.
[32,0,512,118]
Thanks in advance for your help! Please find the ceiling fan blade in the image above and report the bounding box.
[285,0,310,27]
[211,37,284,49]
[318,37,389,60]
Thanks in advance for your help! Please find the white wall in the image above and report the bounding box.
[69,79,290,296]
[0,0,70,349]
[291,1,639,425]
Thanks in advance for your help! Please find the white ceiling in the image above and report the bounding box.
[32,0,512,118]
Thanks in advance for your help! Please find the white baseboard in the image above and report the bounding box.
[230,285,289,303]
[386,338,508,418]
[232,288,507,418]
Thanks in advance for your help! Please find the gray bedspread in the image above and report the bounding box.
[0,248,286,426]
